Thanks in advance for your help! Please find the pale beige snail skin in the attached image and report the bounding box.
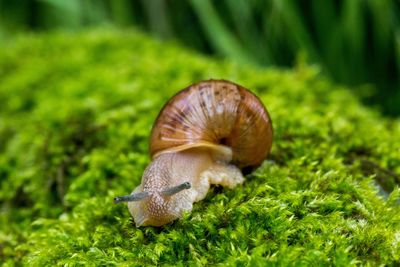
[114,80,273,227]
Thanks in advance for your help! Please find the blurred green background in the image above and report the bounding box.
[1,0,399,116]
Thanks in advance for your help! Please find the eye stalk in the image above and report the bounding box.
[114,182,191,204]
[114,191,149,204]
[161,181,191,196]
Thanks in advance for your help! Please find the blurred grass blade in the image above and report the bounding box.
[367,0,396,87]
[342,0,365,83]
[310,0,340,78]
[80,0,109,25]
[38,0,82,28]
[224,0,271,64]
[190,0,257,65]
[141,0,172,39]
[109,0,135,26]
[39,0,80,14]
[310,0,336,51]
[396,30,400,83]
[279,0,319,62]
[368,0,392,59]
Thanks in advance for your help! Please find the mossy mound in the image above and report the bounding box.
[0,29,399,266]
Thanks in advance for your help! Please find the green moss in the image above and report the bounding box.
[0,29,399,266]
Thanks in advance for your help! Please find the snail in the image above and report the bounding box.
[114,80,273,227]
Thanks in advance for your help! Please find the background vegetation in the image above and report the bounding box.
[1,1,400,265]
[0,29,399,266]
[1,0,399,115]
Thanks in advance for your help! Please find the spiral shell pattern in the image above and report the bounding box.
[150,80,273,168]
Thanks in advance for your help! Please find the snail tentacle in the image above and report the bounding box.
[114,192,149,203]
[161,182,191,196]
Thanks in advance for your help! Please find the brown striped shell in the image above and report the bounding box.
[150,80,273,168]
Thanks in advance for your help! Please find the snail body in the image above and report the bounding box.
[115,80,273,227]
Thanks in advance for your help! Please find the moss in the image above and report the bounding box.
[0,29,399,266]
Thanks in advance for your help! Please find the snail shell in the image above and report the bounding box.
[150,79,273,168]
[115,80,273,227]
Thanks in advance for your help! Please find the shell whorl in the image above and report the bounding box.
[150,80,273,168]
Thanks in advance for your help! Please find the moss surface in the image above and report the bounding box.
[0,29,399,266]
